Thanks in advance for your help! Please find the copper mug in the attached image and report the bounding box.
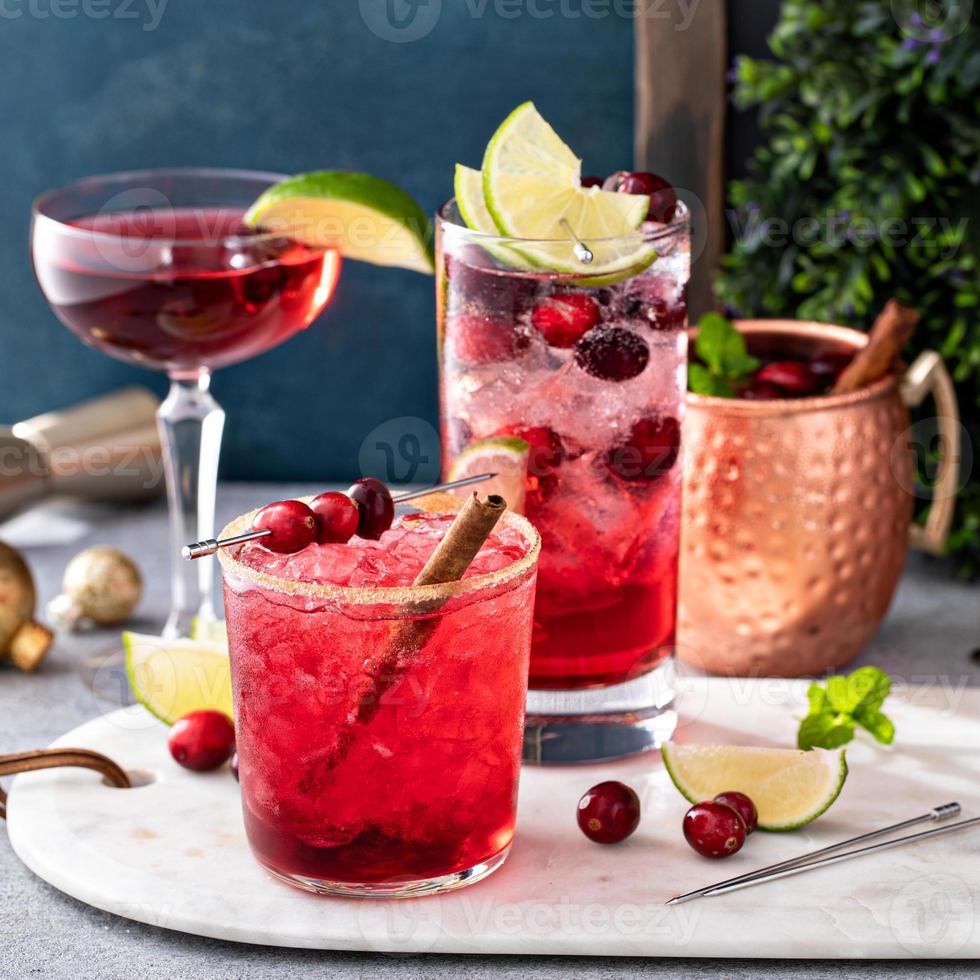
[678,320,960,677]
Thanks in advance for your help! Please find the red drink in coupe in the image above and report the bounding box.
[219,507,540,896]
[33,207,340,375]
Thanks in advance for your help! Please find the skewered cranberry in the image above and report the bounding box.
[347,477,395,540]
[754,360,818,396]
[607,415,680,481]
[741,380,784,400]
[168,710,236,772]
[581,175,604,189]
[617,171,678,223]
[531,291,601,348]
[310,491,360,544]
[577,781,641,844]
[683,801,747,858]
[252,499,317,554]
[575,326,650,381]
[713,791,758,834]
[449,313,528,366]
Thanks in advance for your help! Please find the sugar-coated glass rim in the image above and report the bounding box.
[437,197,690,246]
[32,167,306,247]
[217,497,541,606]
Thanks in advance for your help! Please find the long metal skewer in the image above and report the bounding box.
[559,218,594,264]
[666,805,974,906]
[665,802,961,906]
[182,472,497,560]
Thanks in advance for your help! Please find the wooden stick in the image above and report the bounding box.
[832,300,919,394]
[300,494,507,784]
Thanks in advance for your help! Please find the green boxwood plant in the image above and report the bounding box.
[716,0,979,574]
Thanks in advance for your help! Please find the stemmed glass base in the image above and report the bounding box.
[158,373,225,639]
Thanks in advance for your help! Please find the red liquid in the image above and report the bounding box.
[439,238,687,691]
[222,514,537,888]
[33,208,340,375]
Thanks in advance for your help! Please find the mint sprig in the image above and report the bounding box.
[798,666,896,751]
[689,313,759,397]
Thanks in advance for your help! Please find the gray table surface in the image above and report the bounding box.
[2,483,978,980]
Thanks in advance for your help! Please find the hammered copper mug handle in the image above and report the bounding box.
[0,749,130,820]
[901,350,961,555]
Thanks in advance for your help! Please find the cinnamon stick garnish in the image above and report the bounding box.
[305,493,507,781]
[832,300,919,394]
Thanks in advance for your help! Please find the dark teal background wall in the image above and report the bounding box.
[0,0,638,480]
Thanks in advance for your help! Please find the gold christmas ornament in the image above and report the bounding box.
[0,540,53,672]
[49,546,143,631]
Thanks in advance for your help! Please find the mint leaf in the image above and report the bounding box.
[854,707,895,745]
[691,313,760,398]
[825,666,891,715]
[798,666,895,750]
[689,363,735,397]
[798,712,855,751]
[695,313,735,375]
[806,681,829,714]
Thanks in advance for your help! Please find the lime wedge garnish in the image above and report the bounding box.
[479,102,657,279]
[447,436,529,515]
[661,743,848,832]
[245,171,434,274]
[124,631,233,726]
[455,164,497,234]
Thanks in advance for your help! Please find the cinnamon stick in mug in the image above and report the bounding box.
[833,299,919,394]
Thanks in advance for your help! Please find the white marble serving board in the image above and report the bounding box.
[7,677,980,958]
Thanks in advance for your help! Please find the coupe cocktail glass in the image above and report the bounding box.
[31,169,340,637]
[219,505,540,896]
[437,202,690,763]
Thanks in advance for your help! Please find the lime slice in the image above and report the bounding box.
[662,743,848,832]
[189,617,228,646]
[447,436,529,515]
[455,164,497,234]
[453,163,537,271]
[245,171,434,274]
[124,631,233,726]
[480,103,657,278]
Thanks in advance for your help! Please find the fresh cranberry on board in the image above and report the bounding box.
[682,801,747,858]
[168,710,236,772]
[577,781,642,844]
[713,791,758,834]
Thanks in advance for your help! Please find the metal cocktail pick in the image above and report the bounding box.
[181,472,497,560]
[559,218,594,264]
[666,802,969,906]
